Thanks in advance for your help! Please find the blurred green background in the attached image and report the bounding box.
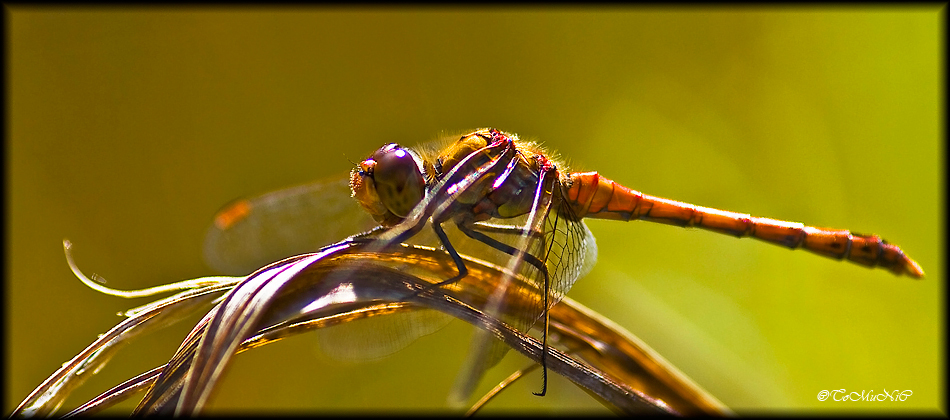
[7,7,942,415]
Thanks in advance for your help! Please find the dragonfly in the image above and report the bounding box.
[203,127,924,402]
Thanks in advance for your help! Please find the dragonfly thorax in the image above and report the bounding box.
[433,129,562,223]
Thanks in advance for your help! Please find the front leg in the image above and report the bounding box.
[405,221,470,299]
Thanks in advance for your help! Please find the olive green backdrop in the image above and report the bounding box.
[7,7,942,415]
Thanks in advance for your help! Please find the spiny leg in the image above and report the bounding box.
[406,221,470,299]
[531,206,565,397]
[469,221,546,241]
[456,218,556,396]
[408,219,553,303]
[463,169,560,397]
[458,222,550,280]
[459,220,553,394]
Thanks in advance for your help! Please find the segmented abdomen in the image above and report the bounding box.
[565,172,923,278]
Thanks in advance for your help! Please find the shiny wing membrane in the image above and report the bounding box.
[203,177,377,275]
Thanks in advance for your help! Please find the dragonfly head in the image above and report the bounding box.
[350,143,427,227]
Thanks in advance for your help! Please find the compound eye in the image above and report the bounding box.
[371,144,426,218]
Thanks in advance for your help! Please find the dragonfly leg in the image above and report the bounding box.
[404,222,470,299]
[431,221,469,285]
[406,216,555,298]
[458,222,550,282]
[460,224,555,398]
[469,221,546,241]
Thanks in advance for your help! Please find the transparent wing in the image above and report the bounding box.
[202,133,458,276]
[447,195,595,333]
[203,177,377,275]
[538,197,597,312]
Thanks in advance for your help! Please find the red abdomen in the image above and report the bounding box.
[566,172,923,278]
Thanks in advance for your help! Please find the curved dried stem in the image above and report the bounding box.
[14,240,728,416]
